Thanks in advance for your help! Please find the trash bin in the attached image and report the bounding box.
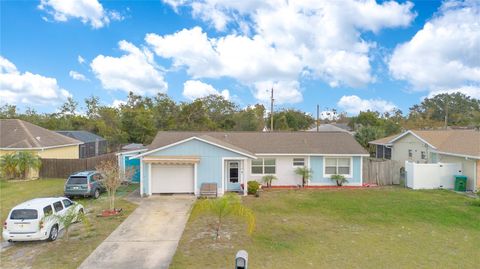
[454,175,467,192]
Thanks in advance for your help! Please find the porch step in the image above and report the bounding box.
[200,183,218,198]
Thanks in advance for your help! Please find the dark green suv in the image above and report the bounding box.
[64,171,106,199]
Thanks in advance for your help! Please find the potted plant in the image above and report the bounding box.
[294,167,313,187]
[330,174,348,186]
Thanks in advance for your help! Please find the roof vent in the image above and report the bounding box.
[36,136,41,141]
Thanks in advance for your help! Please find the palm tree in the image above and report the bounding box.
[0,153,18,179]
[191,193,255,240]
[262,174,277,188]
[16,152,41,179]
[295,167,313,187]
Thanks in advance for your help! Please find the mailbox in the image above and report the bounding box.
[235,250,248,269]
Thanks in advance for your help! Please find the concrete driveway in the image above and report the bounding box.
[79,195,195,269]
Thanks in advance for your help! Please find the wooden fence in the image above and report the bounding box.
[362,158,402,185]
[39,153,117,178]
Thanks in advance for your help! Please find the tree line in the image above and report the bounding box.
[1,92,478,151]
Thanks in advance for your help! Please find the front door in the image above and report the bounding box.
[226,161,241,191]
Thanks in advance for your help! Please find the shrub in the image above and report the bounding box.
[294,167,313,187]
[330,174,348,186]
[247,181,261,195]
[262,174,277,188]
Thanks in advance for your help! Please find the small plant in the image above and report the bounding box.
[45,204,90,241]
[191,193,255,240]
[16,151,41,179]
[262,174,277,188]
[0,153,18,179]
[330,174,348,186]
[247,180,261,195]
[294,167,313,187]
[96,160,133,212]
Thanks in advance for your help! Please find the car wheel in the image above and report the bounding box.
[47,225,59,241]
[93,189,100,199]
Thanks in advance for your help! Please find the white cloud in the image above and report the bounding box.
[78,55,86,64]
[90,40,168,95]
[427,86,480,99]
[69,70,88,81]
[0,56,72,105]
[153,1,415,103]
[389,0,480,96]
[38,0,123,29]
[111,99,126,108]
[337,95,397,114]
[253,80,302,105]
[182,80,229,100]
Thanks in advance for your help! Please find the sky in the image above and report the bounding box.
[1,0,479,116]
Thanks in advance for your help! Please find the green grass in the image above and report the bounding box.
[171,187,480,269]
[0,178,138,269]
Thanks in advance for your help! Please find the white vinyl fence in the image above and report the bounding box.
[405,161,463,190]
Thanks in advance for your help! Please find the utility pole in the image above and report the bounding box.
[270,88,274,132]
[444,102,449,129]
[316,104,320,132]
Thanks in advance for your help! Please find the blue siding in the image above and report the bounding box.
[310,156,362,185]
[143,139,246,193]
[125,156,140,182]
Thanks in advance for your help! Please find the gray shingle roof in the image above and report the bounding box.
[148,131,368,155]
[56,130,105,143]
[0,119,81,149]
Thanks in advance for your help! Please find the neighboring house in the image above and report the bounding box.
[0,119,82,178]
[117,144,147,183]
[56,131,107,158]
[370,130,480,191]
[132,131,369,197]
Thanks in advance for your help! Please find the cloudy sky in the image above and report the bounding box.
[1,0,479,115]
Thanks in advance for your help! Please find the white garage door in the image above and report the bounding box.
[151,164,194,193]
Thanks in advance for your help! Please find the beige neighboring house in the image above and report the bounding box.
[0,119,82,178]
[370,130,480,191]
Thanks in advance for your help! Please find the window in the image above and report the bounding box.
[324,157,351,176]
[10,209,38,220]
[293,158,305,166]
[384,147,392,160]
[408,149,413,158]
[53,201,64,212]
[43,205,53,216]
[421,151,426,160]
[251,158,276,174]
[62,199,73,208]
[67,176,87,184]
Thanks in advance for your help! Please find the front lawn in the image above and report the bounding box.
[0,178,138,269]
[171,187,480,269]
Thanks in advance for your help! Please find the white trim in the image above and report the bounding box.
[140,157,144,197]
[323,156,353,179]
[115,148,147,156]
[194,163,198,196]
[131,136,257,159]
[255,153,370,157]
[432,151,480,160]
[369,142,393,146]
[148,163,152,196]
[0,143,82,151]
[389,131,437,149]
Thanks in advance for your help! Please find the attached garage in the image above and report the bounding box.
[150,162,196,194]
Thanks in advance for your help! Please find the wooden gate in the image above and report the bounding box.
[362,158,402,185]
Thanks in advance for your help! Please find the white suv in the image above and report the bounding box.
[3,197,84,242]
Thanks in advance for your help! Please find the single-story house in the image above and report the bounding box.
[56,130,107,158]
[370,129,480,191]
[132,131,369,197]
[117,144,147,183]
[0,119,82,178]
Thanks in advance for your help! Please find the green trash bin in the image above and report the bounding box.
[454,175,467,192]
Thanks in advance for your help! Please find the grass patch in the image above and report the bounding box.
[171,187,480,269]
[0,178,138,269]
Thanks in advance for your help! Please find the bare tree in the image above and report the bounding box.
[96,160,134,211]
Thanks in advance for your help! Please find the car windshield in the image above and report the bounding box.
[10,209,38,220]
[67,176,88,184]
